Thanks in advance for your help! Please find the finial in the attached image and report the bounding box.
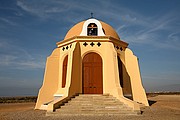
[91,12,93,18]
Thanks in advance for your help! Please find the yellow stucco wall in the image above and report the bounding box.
[61,42,82,96]
[125,48,149,106]
[35,48,61,109]
[45,42,82,111]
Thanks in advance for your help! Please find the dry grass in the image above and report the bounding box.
[0,96,37,103]
[146,92,180,98]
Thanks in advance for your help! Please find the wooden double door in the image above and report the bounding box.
[82,52,103,94]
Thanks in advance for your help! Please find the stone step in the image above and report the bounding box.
[64,104,125,108]
[69,99,118,101]
[77,95,113,98]
[47,112,137,116]
[55,109,134,113]
[66,102,124,106]
[78,94,110,96]
[74,97,115,100]
[57,107,131,112]
[68,99,123,103]
[77,95,113,97]
[48,111,137,116]
[61,105,128,109]
[72,97,117,100]
[46,94,139,116]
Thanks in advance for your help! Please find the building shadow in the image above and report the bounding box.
[148,100,156,106]
[117,56,133,100]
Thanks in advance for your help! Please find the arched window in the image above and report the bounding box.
[117,56,123,88]
[87,23,97,36]
[62,55,68,88]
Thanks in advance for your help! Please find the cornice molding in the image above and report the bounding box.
[56,36,128,48]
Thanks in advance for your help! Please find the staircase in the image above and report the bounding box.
[46,94,139,116]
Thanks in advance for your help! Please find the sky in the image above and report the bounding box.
[0,0,180,96]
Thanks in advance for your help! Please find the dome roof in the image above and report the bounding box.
[64,19,120,40]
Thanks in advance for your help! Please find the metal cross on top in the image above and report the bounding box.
[91,12,94,18]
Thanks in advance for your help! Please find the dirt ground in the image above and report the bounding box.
[0,95,179,120]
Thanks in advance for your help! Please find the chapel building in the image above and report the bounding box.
[35,18,149,113]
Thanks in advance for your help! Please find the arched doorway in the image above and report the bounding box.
[62,55,68,88]
[82,52,103,94]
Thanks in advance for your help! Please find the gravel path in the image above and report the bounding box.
[0,95,180,120]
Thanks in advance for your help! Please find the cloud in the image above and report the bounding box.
[0,55,44,70]
[16,0,43,17]
[14,0,180,51]
[168,32,180,42]
[0,17,17,26]
[116,11,180,50]
[16,0,73,19]
[0,55,18,66]
[87,3,180,50]
[0,38,45,70]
